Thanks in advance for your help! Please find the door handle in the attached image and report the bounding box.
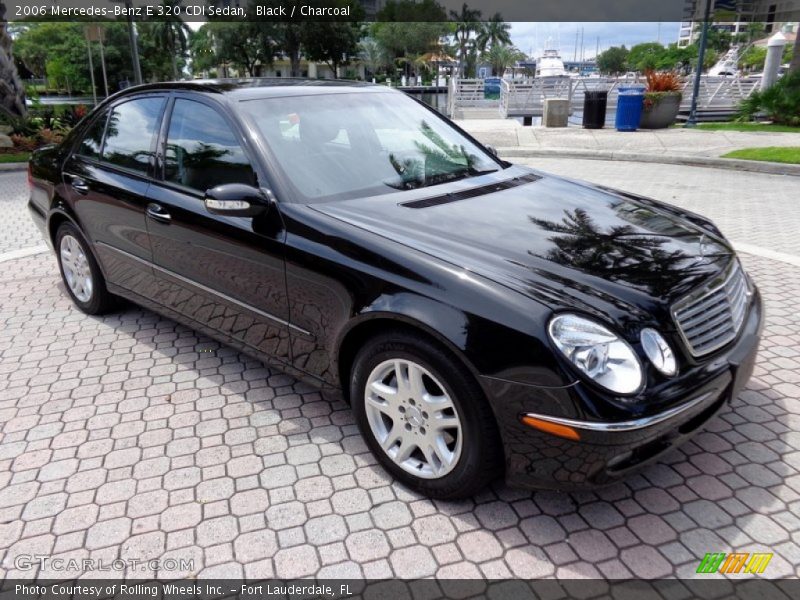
[146,203,171,223]
[70,177,89,195]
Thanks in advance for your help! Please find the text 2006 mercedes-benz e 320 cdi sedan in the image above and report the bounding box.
[28,80,763,498]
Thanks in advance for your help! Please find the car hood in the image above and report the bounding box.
[311,166,733,321]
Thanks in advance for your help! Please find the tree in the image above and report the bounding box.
[152,0,191,80]
[657,43,697,73]
[189,25,218,75]
[739,45,767,72]
[596,46,629,75]
[277,22,303,77]
[483,45,525,76]
[359,38,391,79]
[300,2,364,79]
[372,1,449,78]
[449,3,482,76]
[790,33,800,75]
[702,28,732,54]
[0,0,26,119]
[476,13,511,53]
[12,21,177,92]
[627,42,666,72]
[204,21,276,77]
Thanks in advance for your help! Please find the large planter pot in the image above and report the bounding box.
[639,92,682,129]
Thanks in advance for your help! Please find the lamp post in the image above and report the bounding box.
[111,0,142,85]
[685,0,712,128]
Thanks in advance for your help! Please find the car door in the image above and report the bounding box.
[145,95,291,361]
[62,95,166,298]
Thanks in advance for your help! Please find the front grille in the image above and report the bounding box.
[672,261,749,357]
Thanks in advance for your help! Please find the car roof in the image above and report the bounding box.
[112,78,393,102]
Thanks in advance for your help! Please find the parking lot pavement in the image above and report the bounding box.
[1,164,799,579]
[0,171,46,256]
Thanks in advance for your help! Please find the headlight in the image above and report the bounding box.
[548,314,643,395]
[640,328,677,376]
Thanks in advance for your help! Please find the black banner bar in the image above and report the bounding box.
[1,580,799,600]
[4,0,800,23]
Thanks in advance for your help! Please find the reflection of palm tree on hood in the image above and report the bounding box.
[529,208,703,297]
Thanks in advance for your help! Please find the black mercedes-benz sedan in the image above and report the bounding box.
[28,79,763,498]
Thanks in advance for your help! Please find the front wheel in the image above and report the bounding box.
[351,331,502,499]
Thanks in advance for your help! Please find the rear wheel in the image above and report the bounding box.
[351,330,502,499]
[55,223,115,315]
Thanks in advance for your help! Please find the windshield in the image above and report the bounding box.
[240,91,502,203]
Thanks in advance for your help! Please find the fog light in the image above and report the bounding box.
[640,328,677,376]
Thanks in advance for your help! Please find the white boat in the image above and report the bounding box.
[708,47,740,77]
[536,48,567,78]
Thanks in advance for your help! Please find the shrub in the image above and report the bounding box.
[60,105,88,128]
[738,70,800,126]
[10,134,39,152]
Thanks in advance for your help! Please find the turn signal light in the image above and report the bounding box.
[520,416,581,441]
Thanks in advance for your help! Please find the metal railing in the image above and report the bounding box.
[450,76,761,119]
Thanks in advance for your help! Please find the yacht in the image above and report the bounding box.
[536,48,567,78]
[708,47,740,77]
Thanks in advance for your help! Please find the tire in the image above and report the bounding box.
[55,222,116,315]
[351,330,502,499]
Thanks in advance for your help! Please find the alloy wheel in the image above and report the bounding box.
[364,358,463,479]
[60,234,93,303]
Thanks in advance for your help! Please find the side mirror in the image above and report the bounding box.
[204,183,271,217]
[485,145,498,157]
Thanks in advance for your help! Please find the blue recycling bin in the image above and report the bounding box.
[615,86,645,132]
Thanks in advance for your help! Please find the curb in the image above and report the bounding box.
[496,147,800,177]
[0,162,27,172]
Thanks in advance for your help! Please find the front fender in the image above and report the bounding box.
[335,291,574,392]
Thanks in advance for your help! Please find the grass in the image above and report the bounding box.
[695,122,800,133]
[722,147,800,164]
[0,152,30,164]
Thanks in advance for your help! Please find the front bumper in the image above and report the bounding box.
[499,287,763,491]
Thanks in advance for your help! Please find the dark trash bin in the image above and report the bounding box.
[615,86,645,132]
[582,91,608,129]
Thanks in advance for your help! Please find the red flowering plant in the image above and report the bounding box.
[643,70,682,110]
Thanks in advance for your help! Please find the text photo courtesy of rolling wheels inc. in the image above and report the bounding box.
[2,0,800,597]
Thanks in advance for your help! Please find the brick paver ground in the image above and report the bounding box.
[1,163,799,579]
[0,172,45,255]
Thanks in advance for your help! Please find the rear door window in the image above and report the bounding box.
[76,110,108,159]
[101,97,165,175]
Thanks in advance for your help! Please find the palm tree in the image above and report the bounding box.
[154,0,191,80]
[359,38,390,80]
[0,0,26,119]
[484,45,526,77]
[476,13,511,54]
[448,3,482,77]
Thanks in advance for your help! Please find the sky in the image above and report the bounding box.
[509,22,683,60]
[184,21,682,61]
